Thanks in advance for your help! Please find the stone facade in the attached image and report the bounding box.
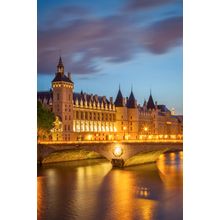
[37,57,183,141]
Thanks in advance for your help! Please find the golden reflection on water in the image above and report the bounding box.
[103,169,157,220]
[73,162,112,219]
[37,176,44,220]
[157,151,183,188]
[38,154,182,220]
[110,170,134,220]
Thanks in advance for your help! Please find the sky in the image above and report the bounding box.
[37,0,183,114]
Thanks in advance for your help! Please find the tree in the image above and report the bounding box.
[37,101,55,140]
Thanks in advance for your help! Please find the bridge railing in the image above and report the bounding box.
[38,138,183,145]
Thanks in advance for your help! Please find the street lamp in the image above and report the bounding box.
[113,145,123,157]
[123,126,126,140]
[143,126,148,140]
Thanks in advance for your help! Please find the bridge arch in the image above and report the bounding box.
[38,142,183,166]
[124,149,168,167]
[41,148,107,164]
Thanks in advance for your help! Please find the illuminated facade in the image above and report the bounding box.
[37,57,183,141]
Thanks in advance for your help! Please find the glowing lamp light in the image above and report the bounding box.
[113,145,123,157]
[87,134,92,141]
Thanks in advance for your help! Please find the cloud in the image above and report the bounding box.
[38,15,138,74]
[38,5,91,30]
[38,4,182,75]
[124,0,176,11]
[140,16,183,54]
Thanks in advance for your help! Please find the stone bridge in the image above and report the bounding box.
[38,141,183,167]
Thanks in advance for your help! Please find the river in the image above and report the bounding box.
[37,151,183,220]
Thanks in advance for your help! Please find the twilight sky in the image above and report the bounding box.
[37,0,183,114]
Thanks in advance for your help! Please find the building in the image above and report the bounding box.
[37,57,183,141]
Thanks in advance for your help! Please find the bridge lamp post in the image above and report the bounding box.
[113,145,123,157]
[112,145,124,168]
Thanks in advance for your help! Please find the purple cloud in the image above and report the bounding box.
[38,15,138,74]
[38,4,182,75]
[140,16,183,54]
[124,0,176,11]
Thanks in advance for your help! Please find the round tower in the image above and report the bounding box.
[52,57,74,141]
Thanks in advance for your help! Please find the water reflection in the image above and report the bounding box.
[156,151,183,220]
[38,152,183,220]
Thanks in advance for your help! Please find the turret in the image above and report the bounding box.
[114,85,128,140]
[127,89,137,108]
[114,85,124,107]
[127,88,138,139]
[146,91,155,110]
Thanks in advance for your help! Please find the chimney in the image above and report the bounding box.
[110,97,113,103]
[68,72,72,80]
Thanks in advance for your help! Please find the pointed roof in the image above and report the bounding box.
[57,56,64,67]
[52,56,73,83]
[52,72,73,83]
[147,93,155,110]
[114,87,124,107]
[127,90,137,108]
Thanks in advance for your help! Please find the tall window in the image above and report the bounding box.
[57,93,59,101]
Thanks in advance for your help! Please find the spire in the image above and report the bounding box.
[147,91,155,110]
[58,56,63,66]
[57,56,64,75]
[114,87,124,107]
[127,90,137,108]
[52,56,73,83]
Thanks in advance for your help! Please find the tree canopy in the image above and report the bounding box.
[37,101,55,133]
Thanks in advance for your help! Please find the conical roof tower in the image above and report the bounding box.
[114,85,124,107]
[147,91,155,110]
[127,89,137,108]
